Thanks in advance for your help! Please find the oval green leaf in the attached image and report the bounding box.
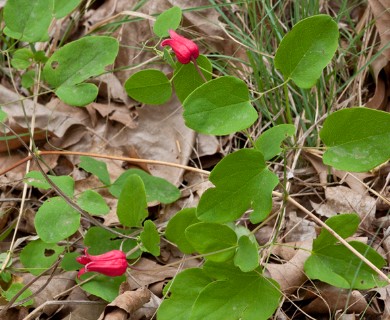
[183,76,258,135]
[43,36,119,106]
[109,168,180,204]
[53,0,81,18]
[77,190,110,215]
[173,55,212,103]
[255,124,295,160]
[274,14,339,88]
[56,83,98,106]
[11,49,34,70]
[4,0,53,42]
[78,156,111,186]
[140,220,160,256]
[35,197,80,243]
[165,208,199,254]
[116,174,148,227]
[84,226,140,259]
[125,69,172,105]
[234,235,259,272]
[80,274,126,302]
[320,107,390,172]
[185,222,237,262]
[153,6,182,38]
[197,149,278,223]
[20,239,64,275]
[24,171,74,198]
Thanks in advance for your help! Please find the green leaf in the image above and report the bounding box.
[43,36,119,106]
[35,197,80,243]
[305,214,387,289]
[11,49,34,70]
[313,213,360,251]
[185,222,237,262]
[274,14,339,88]
[24,171,74,197]
[173,55,212,103]
[77,190,110,215]
[84,226,140,259]
[157,268,213,320]
[234,235,259,272]
[140,220,160,256]
[20,239,64,275]
[320,107,390,172]
[197,149,279,223]
[0,108,7,122]
[124,69,172,105]
[80,274,126,302]
[255,124,295,160]
[78,156,111,186]
[21,70,36,88]
[0,253,12,269]
[56,83,98,106]
[305,241,386,289]
[0,271,12,283]
[192,261,281,320]
[183,76,258,135]
[61,252,83,271]
[153,6,182,38]
[53,0,81,18]
[116,175,148,227]
[165,208,199,254]
[2,283,33,307]
[4,0,53,42]
[109,169,180,204]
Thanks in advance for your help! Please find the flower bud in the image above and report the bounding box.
[76,248,127,278]
[161,29,199,64]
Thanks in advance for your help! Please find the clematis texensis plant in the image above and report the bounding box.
[76,248,128,278]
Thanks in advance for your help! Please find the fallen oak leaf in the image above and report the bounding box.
[98,287,151,320]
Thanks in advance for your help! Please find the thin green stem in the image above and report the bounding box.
[191,57,208,82]
[283,82,293,124]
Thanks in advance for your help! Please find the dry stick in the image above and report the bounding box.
[0,151,210,177]
[274,191,390,285]
[38,150,210,175]
[0,66,40,275]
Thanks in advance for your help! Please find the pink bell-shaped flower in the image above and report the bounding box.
[161,29,199,64]
[76,248,128,278]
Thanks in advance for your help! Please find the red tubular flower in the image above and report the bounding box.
[76,248,128,278]
[161,29,199,64]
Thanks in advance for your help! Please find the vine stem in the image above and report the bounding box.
[191,56,208,83]
[273,191,390,285]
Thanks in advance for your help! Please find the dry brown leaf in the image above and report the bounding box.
[366,55,390,111]
[22,271,77,316]
[58,286,106,320]
[368,0,390,60]
[311,186,376,230]
[98,287,151,320]
[284,211,317,243]
[366,0,390,111]
[266,241,311,294]
[302,283,378,316]
[371,285,390,318]
[127,258,177,290]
